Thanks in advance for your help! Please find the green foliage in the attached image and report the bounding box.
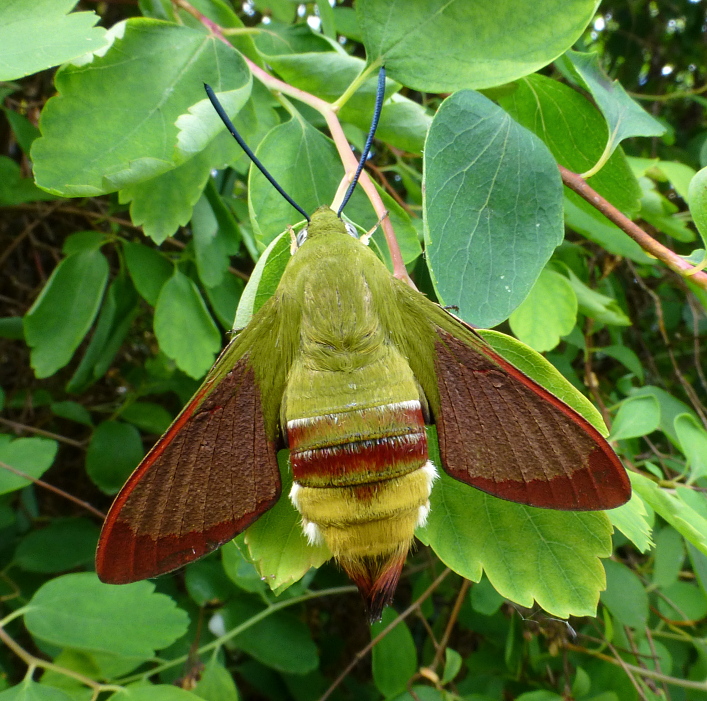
[1,0,707,699]
[424,90,563,328]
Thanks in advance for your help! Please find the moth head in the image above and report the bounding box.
[299,205,357,241]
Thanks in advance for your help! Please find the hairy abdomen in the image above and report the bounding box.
[285,339,436,618]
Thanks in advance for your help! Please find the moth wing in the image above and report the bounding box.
[96,304,289,584]
[389,285,630,511]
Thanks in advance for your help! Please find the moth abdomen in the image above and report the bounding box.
[287,396,437,620]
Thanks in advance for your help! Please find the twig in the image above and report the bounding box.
[429,578,470,673]
[0,460,105,520]
[118,585,357,683]
[559,165,707,289]
[318,568,452,701]
[0,625,122,695]
[0,417,85,448]
[172,0,411,285]
[565,641,707,692]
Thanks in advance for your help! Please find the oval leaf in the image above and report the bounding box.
[425,90,563,328]
[358,0,598,92]
[24,249,109,378]
[371,608,417,697]
[24,572,189,658]
[509,268,578,352]
[600,559,648,629]
[0,437,57,495]
[154,270,221,379]
[609,395,660,441]
[86,421,144,494]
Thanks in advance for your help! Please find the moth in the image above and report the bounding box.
[96,68,630,618]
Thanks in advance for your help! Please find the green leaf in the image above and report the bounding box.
[509,269,578,352]
[358,0,598,92]
[638,175,695,243]
[123,241,174,306]
[223,599,319,674]
[657,581,707,622]
[631,471,707,557]
[65,273,139,393]
[51,400,93,426]
[655,160,696,201]
[193,657,239,701]
[563,196,653,264]
[248,115,420,264]
[420,431,612,618]
[221,540,268,594]
[192,193,239,288]
[0,437,58,495]
[600,559,648,629]
[3,109,41,154]
[24,249,109,378]
[563,51,666,173]
[121,402,173,435]
[471,576,505,616]
[0,156,57,206]
[390,688,446,701]
[652,526,685,589]
[184,559,236,607]
[245,452,330,594]
[441,648,463,684]
[0,681,74,701]
[234,232,291,330]
[599,345,645,382]
[608,395,660,442]
[0,0,107,81]
[631,385,698,447]
[24,573,189,658]
[688,166,707,256]
[32,19,250,196]
[0,316,24,340]
[515,692,563,701]
[204,273,244,330]
[119,150,214,246]
[497,75,641,216]
[108,686,203,701]
[608,492,653,553]
[154,270,221,379]
[14,517,99,573]
[86,421,144,494]
[63,231,106,255]
[425,90,563,328]
[371,608,417,697]
[675,413,707,483]
[565,270,631,327]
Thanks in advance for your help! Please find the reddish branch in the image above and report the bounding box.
[559,165,707,290]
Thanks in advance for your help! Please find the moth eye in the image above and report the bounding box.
[296,227,308,247]
[344,222,358,239]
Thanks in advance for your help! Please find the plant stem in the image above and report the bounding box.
[172,0,411,284]
[0,624,122,694]
[318,568,453,701]
[118,585,357,683]
[559,165,707,290]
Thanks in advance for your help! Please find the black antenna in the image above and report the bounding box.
[337,66,386,216]
[204,84,310,222]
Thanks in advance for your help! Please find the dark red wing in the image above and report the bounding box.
[433,329,630,510]
[96,357,281,583]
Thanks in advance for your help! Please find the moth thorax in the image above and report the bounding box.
[290,461,437,620]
